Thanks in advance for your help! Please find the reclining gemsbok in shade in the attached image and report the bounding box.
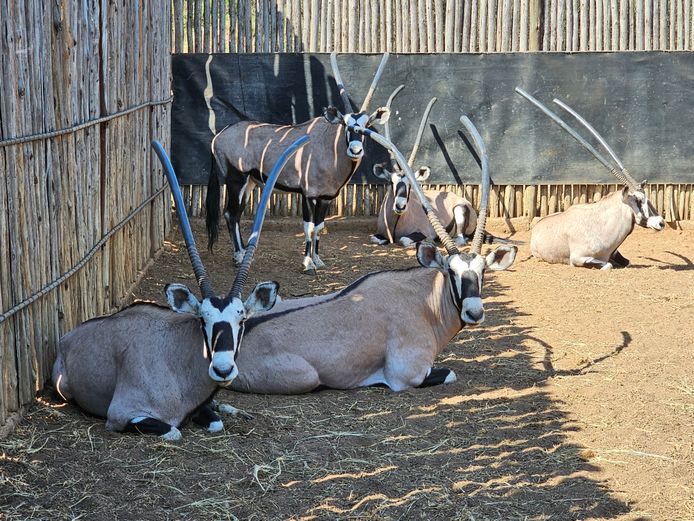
[516,87,665,269]
[206,52,391,274]
[370,86,477,247]
[226,117,518,394]
[51,136,308,440]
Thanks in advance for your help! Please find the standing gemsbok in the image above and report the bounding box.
[516,88,665,269]
[206,53,390,274]
[226,118,518,394]
[51,137,308,439]
[371,86,477,247]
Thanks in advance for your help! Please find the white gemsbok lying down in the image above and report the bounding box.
[516,88,665,269]
[371,86,476,247]
[226,118,518,394]
[51,137,308,439]
[206,52,391,274]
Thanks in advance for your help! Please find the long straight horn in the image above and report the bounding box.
[459,116,489,255]
[552,98,640,190]
[152,141,215,299]
[330,52,355,114]
[515,87,637,190]
[360,53,390,113]
[350,125,460,255]
[228,135,310,299]
[407,97,437,167]
[384,84,405,142]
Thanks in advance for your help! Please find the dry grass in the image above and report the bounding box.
[1,220,693,520]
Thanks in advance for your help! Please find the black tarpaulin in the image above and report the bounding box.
[172,52,694,185]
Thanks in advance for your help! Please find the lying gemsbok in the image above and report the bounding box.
[516,88,665,269]
[207,52,390,274]
[371,86,477,247]
[226,117,517,394]
[51,137,308,439]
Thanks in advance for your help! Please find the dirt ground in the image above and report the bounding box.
[1,216,693,521]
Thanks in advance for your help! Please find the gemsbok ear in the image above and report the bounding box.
[372,163,389,179]
[415,166,431,182]
[368,106,390,126]
[244,281,280,317]
[416,242,445,269]
[484,245,518,271]
[165,283,201,315]
[621,185,631,201]
[323,106,342,125]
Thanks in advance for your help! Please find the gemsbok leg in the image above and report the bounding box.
[223,166,253,265]
[302,197,329,274]
[190,400,224,433]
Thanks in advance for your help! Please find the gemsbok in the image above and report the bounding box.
[206,52,391,274]
[225,117,518,394]
[51,137,308,439]
[371,86,477,247]
[516,88,665,269]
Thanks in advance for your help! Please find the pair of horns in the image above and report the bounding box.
[384,85,437,169]
[330,52,389,114]
[515,87,640,191]
[152,135,310,301]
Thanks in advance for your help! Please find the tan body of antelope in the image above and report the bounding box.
[531,186,663,269]
[370,89,476,247]
[228,116,516,393]
[50,139,306,440]
[206,53,390,274]
[517,88,665,269]
[229,241,515,393]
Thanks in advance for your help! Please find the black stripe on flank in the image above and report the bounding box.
[248,169,302,194]
[444,217,456,235]
[244,267,423,334]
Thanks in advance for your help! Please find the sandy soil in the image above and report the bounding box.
[1,216,692,521]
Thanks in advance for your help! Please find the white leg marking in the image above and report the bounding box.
[312,254,325,268]
[303,255,317,272]
[207,420,224,433]
[312,222,325,267]
[453,205,465,233]
[444,370,457,384]
[218,403,254,420]
[131,416,147,423]
[160,426,182,441]
[398,237,416,247]
[370,235,388,245]
[233,249,246,264]
[455,234,468,246]
[358,368,387,388]
[303,221,315,242]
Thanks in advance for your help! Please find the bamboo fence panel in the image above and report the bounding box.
[174,0,693,221]
[0,1,171,428]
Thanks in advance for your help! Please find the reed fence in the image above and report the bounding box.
[0,1,172,429]
[173,0,693,222]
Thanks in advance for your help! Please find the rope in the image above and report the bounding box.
[0,97,173,148]
[0,184,169,324]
